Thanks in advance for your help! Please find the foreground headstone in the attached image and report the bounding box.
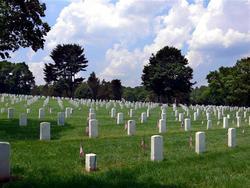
[151,135,163,161]
[57,112,65,126]
[158,119,166,133]
[117,113,123,124]
[0,142,10,181]
[19,113,27,126]
[89,119,98,138]
[184,118,191,131]
[223,117,228,128]
[195,132,205,154]
[40,122,50,140]
[127,120,136,136]
[7,108,14,119]
[85,153,97,172]
[228,128,236,147]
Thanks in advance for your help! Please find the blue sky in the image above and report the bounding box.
[9,0,250,87]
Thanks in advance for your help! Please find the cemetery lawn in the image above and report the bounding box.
[0,98,250,188]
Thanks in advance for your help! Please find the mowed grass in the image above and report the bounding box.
[0,97,250,188]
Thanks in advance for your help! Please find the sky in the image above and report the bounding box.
[9,0,250,87]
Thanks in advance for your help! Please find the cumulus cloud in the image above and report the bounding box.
[25,0,250,86]
[28,62,45,85]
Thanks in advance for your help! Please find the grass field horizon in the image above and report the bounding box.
[0,96,249,188]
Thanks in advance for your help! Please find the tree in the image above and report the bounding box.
[87,72,100,100]
[207,57,250,106]
[43,44,88,97]
[111,79,122,100]
[0,61,35,94]
[142,46,193,103]
[0,0,50,59]
[97,79,112,100]
[74,83,92,99]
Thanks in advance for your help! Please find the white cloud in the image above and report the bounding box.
[25,0,250,87]
[28,62,45,85]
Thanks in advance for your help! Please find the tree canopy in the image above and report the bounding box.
[0,0,50,59]
[43,44,88,97]
[0,61,35,94]
[142,46,193,103]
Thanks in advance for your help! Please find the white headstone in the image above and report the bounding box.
[195,132,205,154]
[228,128,236,148]
[19,113,27,126]
[141,112,147,123]
[85,153,97,172]
[129,109,134,118]
[7,108,14,119]
[111,108,116,118]
[0,142,10,181]
[184,118,191,131]
[57,112,65,126]
[127,120,136,136]
[207,120,212,129]
[117,113,123,124]
[158,119,166,133]
[236,117,241,127]
[89,119,98,138]
[151,135,163,161]
[89,113,96,120]
[40,122,50,140]
[39,108,45,119]
[223,117,228,128]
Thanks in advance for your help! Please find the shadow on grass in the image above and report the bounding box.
[2,166,185,188]
[0,118,73,141]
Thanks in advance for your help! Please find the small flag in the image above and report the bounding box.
[189,135,193,148]
[80,144,84,157]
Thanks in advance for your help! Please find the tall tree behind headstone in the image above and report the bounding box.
[87,72,100,100]
[111,79,122,100]
[141,46,193,103]
[43,44,88,97]
[0,0,50,59]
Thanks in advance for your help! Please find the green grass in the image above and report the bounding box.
[0,97,250,188]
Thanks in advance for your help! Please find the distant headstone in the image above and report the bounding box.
[223,117,228,128]
[117,113,123,124]
[89,119,98,138]
[127,120,136,136]
[228,128,236,147]
[184,118,191,131]
[158,119,166,133]
[141,112,147,123]
[7,108,14,119]
[207,120,212,129]
[38,108,45,119]
[57,112,65,126]
[19,113,27,126]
